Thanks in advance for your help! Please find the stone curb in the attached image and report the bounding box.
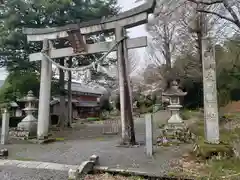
[0,159,78,171]
[68,155,193,180]
[93,166,193,180]
[68,154,99,180]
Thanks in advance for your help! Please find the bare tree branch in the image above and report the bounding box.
[188,0,240,29]
[197,9,240,27]
[187,0,223,5]
[222,0,240,27]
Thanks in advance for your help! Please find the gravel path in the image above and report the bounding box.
[0,111,190,176]
[0,166,68,180]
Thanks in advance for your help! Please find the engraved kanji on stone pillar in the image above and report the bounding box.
[202,37,219,144]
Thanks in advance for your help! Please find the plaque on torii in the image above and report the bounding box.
[22,0,156,144]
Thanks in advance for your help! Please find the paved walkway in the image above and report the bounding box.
[0,111,190,176]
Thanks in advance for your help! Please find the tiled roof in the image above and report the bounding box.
[64,82,105,95]
[9,101,19,107]
[50,97,79,105]
[50,97,99,107]
[74,101,99,107]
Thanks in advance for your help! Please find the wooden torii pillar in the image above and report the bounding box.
[22,0,156,143]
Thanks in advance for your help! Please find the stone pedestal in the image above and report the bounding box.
[158,123,195,146]
[17,112,37,137]
[167,104,183,124]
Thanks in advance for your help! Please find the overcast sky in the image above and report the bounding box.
[0,0,149,80]
[118,0,148,37]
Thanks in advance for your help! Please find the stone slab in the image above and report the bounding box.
[0,159,78,172]
[35,163,50,169]
[68,155,100,180]
[89,154,99,165]
[78,161,94,175]
[0,165,69,180]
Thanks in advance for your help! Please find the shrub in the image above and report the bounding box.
[0,116,23,127]
[87,117,100,121]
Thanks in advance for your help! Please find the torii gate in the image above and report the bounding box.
[22,0,156,143]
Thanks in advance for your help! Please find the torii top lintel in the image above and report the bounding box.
[22,0,156,42]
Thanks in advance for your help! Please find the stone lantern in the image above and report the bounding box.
[162,80,187,124]
[157,81,194,145]
[17,90,38,137]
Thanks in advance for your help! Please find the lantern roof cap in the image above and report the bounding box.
[162,80,187,97]
[18,90,38,102]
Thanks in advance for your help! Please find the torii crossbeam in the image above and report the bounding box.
[23,0,156,144]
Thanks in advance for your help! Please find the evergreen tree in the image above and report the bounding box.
[0,0,119,100]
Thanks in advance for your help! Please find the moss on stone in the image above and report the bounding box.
[192,138,234,160]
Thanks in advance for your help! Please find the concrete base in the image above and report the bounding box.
[28,138,56,144]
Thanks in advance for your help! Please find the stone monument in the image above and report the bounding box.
[17,90,38,138]
[157,81,194,145]
[1,109,9,145]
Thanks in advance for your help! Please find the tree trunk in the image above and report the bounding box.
[67,58,72,127]
[197,13,203,69]
[57,58,65,129]
[163,23,172,71]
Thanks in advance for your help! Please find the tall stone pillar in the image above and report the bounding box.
[115,27,126,142]
[115,26,136,145]
[37,39,52,139]
[202,37,219,144]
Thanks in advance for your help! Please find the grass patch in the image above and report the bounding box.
[193,138,234,160]
[15,157,35,161]
[171,158,240,180]
[189,118,240,143]
[84,173,144,180]
[180,109,192,120]
[55,137,65,141]
[87,117,100,121]
[204,158,240,179]
[180,113,240,179]
[180,109,202,120]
